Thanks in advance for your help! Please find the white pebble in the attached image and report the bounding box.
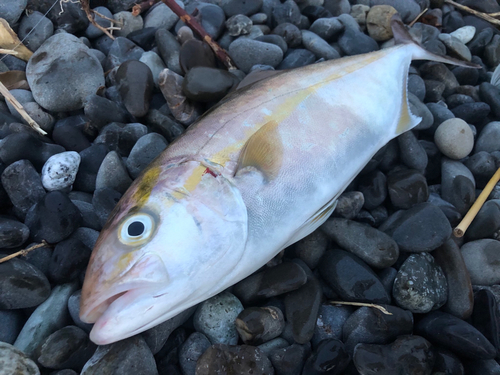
[450,25,476,44]
[41,151,81,191]
[434,118,474,160]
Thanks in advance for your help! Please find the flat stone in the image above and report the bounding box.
[461,239,500,285]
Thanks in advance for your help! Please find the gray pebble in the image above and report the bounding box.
[434,118,474,159]
[156,29,182,75]
[258,337,290,356]
[41,151,81,191]
[95,151,132,194]
[179,332,211,375]
[235,306,285,345]
[126,133,168,178]
[475,121,500,153]
[0,342,39,375]
[193,291,244,345]
[18,11,54,52]
[112,11,143,37]
[105,36,145,71]
[461,239,500,285]
[229,38,283,73]
[0,0,27,25]
[85,6,112,39]
[139,51,166,87]
[441,158,476,215]
[68,290,94,333]
[226,14,253,36]
[439,33,472,61]
[144,2,181,30]
[309,17,344,42]
[0,217,29,248]
[398,130,428,171]
[312,304,353,347]
[301,30,340,60]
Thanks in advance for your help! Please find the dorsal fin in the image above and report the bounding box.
[390,14,480,69]
[236,120,283,181]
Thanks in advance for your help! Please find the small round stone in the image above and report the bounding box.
[434,118,474,159]
[0,342,40,375]
[41,151,81,191]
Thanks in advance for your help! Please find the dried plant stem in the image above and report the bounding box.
[0,241,50,264]
[132,0,161,16]
[80,0,116,40]
[160,0,237,70]
[0,80,46,135]
[408,7,429,27]
[454,167,500,237]
[0,48,18,55]
[444,0,500,26]
[328,301,393,315]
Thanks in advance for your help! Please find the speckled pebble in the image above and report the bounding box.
[0,342,40,375]
[41,151,81,191]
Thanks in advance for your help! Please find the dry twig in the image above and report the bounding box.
[408,7,429,27]
[444,0,500,27]
[132,0,161,16]
[0,241,50,264]
[160,0,237,70]
[328,301,393,315]
[80,0,116,40]
[0,80,46,135]
[454,167,500,237]
[0,48,18,55]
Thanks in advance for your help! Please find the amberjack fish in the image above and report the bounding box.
[80,15,477,344]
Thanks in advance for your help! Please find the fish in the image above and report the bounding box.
[80,15,478,345]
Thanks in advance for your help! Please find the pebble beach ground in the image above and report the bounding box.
[1,0,500,374]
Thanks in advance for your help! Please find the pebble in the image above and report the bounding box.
[179,39,217,74]
[1,0,27,25]
[434,348,464,375]
[309,17,344,42]
[471,289,500,354]
[226,14,253,36]
[338,14,379,56]
[196,344,274,375]
[461,239,500,285]
[342,305,413,353]
[235,306,285,345]
[273,0,302,27]
[0,342,40,375]
[451,102,491,125]
[232,261,307,304]
[73,144,109,193]
[416,311,497,359]
[85,6,112,39]
[397,130,428,171]
[387,169,429,210]
[51,115,92,153]
[366,5,398,42]
[465,200,500,240]
[41,151,81,191]
[380,202,452,252]
[301,30,340,60]
[180,3,226,39]
[393,252,448,313]
[14,282,78,358]
[95,150,132,194]
[83,94,130,129]
[408,74,426,102]
[0,310,24,344]
[475,121,500,153]
[126,133,168,178]
[464,359,500,375]
[229,38,283,73]
[1,159,46,218]
[302,339,350,375]
[193,291,244,345]
[441,158,476,215]
[116,60,154,117]
[312,304,352,347]
[26,33,104,112]
[18,11,54,52]
[434,118,474,159]
[484,34,500,68]
[433,239,474,319]
[268,343,308,375]
[67,290,94,333]
[182,67,236,102]
[49,237,91,283]
[118,123,148,156]
[46,0,88,33]
[127,27,157,50]
[145,109,184,142]
[353,335,434,375]
[37,326,96,371]
[113,12,143,38]
[179,332,211,375]
[293,230,328,269]
[221,0,263,17]
[321,218,399,268]
[143,2,181,30]
[332,191,364,220]
[272,23,302,48]
[25,191,82,243]
[439,33,472,61]
[284,276,322,344]
[156,29,182,75]
[0,256,50,309]
[318,249,390,304]
[104,37,145,71]
[81,335,158,374]
[256,35,288,54]
[92,188,122,227]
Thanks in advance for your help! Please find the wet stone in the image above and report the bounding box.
[233,261,307,305]
[269,343,308,375]
[387,169,429,210]
[318,249,390,304]
[179,39,216,74]
[342,305,413,354]
[193,291,243,345]
[393,252,448,313]
[182,67,236,102]
[195,344,274,375]
[461,239,500,285]
[94,123,126,153]
[321,218,398,269]
[95,151,132,194]
[284,276,322,344]
[92,188,122,227]
[380,202,452,252]
[235,306,285,345]
[25,191,82,243]
[415,311,497,359]
[126,133,168,179]
[1,159,46,218]
[81,335,157,375]
[73,144,109,193]
[433,239,474,320]
[38,326,96,371]
[312,304,353,347]
[49,237,91,283]
[463,359,500,375]
[26,33,104,112]
[41,151,81,191]
[293,230,328,270]
[0,342,40,375]
[353,335,434,375]
[179,332,211,375]
[366,5,398,42]
[0,256,50,309]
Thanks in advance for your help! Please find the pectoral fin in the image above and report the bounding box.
[236,120,284,181]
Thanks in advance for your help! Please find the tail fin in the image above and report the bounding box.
[390,14,480,69]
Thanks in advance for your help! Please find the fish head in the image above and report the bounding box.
[80,160,248,344]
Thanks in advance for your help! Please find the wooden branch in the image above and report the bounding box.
[0,48,18,55]
[408,7,429,27]
[132,0,161,16]
[328,301,393,315]
[0,241,50,264]
[454,167,500,237]
[0,80,46,135]
[80,0,116,40]
[444,0,500,27]
[160,0,237,70]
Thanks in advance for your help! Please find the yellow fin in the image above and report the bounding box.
[236,120,283,181]
[395,72,421,135]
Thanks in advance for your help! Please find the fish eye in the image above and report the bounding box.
[118,213,155,246]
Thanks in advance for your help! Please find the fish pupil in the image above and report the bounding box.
[128,221,145,237]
